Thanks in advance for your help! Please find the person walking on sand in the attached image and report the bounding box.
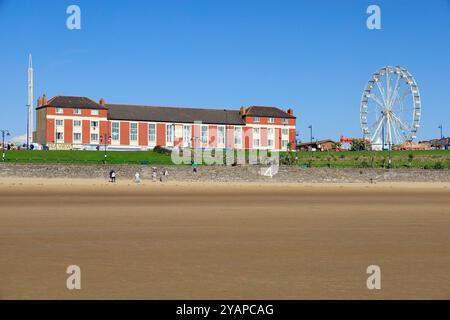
[109,170,116,183]
[134,172,141,184]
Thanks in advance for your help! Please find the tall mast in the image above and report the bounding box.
[27,53,34,147]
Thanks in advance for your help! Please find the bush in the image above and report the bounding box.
[433,162,444,170]
[153,145,171,155]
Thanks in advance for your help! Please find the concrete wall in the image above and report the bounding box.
[1,163,449,183]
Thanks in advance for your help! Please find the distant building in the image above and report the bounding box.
[297,139,337,152]
[34,96,297,151]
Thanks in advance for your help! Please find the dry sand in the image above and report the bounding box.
[0,178,449,299]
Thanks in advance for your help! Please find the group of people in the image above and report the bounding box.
[108,168,169,183]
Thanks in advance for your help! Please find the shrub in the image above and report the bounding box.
[433,162,444,170]
[153,145,171,155]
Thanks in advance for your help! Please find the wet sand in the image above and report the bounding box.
[0,178,449,299]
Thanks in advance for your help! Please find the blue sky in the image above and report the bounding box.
[0,0,449,142]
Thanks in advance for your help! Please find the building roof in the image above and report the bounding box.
[297,139,337,147]
[245,106,295,119]
[106,104,246,125]
[36,96,106,110]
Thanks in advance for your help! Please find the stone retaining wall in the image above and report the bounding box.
[1,163,449,183]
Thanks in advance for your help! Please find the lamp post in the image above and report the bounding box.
[308,125,314,152]
[438,125,443,140]
[1,129,10,161]
[100,133,111,164]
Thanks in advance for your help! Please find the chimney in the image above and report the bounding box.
[239,106,246,116]
[99,98,105,106]
[37,96,42,107]
[42,94,47,105]
[287,108,294,116]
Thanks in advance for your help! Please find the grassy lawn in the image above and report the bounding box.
[1,149,449,169]
[287,150,450,169]
[2,150,173,165]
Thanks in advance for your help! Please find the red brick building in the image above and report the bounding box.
[35,96,297,151]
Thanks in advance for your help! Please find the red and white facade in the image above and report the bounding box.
[35,96,297,151]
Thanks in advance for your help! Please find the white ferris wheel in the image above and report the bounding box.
[360,66,421,150]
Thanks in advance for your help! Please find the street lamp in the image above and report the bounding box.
[308,125,314,152]
[100,133,111,164]
[1,129,11,161]
[438,125,443,140]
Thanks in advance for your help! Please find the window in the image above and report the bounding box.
[91,109,99,116]
[253,117,260,123]
[56,107,63,114]
[253,139,260,147]
[282,129,289,136]
[282,140,289,148]
[91,121,99,128]
[148,123,156,143]
[253,128,260,135]
[183,125,192,147]
[268,117,275,123]
[74,108,81,115]
[91,133,99,142]
[166,124,174,144]
[56,132,64,140]
[201,126,208,144]
[268,128,274,135]
[73,133,81,141]
[73,120,81,127]
[111,122,120,141]
[234,127,242,145]
[130,122,138,141]
[56,120,64,126]
[282,118,289,124]
[268,139,274,148]
[217,126,225,145]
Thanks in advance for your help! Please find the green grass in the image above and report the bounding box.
[2,150,173,165]
[286,150,450,169]
[1,149,449,169]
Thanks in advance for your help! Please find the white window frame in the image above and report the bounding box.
[217,126,225,146]
[268,117,275,123]
[74,108,81,115]
[111,122,120,142]
[91,109,99,116]
[73,132,81,142]
[183,125,192,147]
[56,107,63,114]
[91,133,99,143]
[253,117,260,123]
[130,122,138,142]
[56,131,64,141]
[55,119,64,127]
[91,121,99,128]
[234,127,242,146]
[166,124,174,145]
[73,120,82,127]
[253,138,260,147]
[148,123,156,144]
[282,118,289,124]
[201,125,208,145]
[282,128,289,136]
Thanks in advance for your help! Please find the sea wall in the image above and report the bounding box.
[1,163,449,183]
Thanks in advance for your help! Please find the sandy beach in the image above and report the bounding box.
[0,178,449,299]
